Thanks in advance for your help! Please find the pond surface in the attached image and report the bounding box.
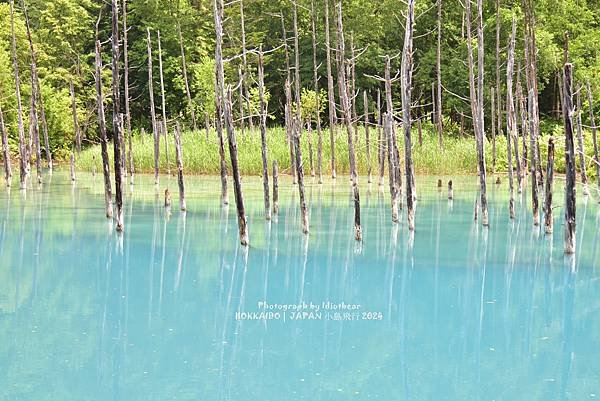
[0,172,599,401]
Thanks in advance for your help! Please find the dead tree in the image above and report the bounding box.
[544,137,554,234]
[20,0,52,171]
[9,0,26,189]
[307,119,315,176]
[377,88,385,186]
[174,122,186,211]
[157,31,169,175]
[147,28,159,184]
[29,72,41,184]
[177,20,196,130]
[123,0,134,179]
[239,0,252,131]
[491,87,496,173]
[384,56,402,202]
[224,88,248,245]
[587,81,600,197]
[495,0,502,173]
[0,105,12,186]
[563,63,576,254]
[324,0,337,178]
[384,113,399,222]
[292,0,302,120]
[311,1,323,184]
[575,86,589,195]
[364,91,372,183]
[505,15,517,219]
[212,0,229,204]
[95,40,113,218]
[336,1,362,241]
[272,160,279,215]
[238,66,244,133]
[436,0,443,148]
[69,78,81,154]
[285,80,296,183]
[258,48,271,220]
[70,153,75,182]
[111,0,124,232]
[293,117,309,234]
[401,0,416,230]
[516,81,527,187]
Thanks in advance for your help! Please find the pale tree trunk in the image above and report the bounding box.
[285,79,296,183]
[384,56,401,205]
[363,90,372,183]
[336,1,361,241]
[292,0,302,120]
[213,0,229,204]
[147,28,159,184]
[516,81,526,188]
[495,0,502,174]
[491,87,496,174]
[238,66,244,133]
[544,137,554,234]
[436,0,443,148]
[224,88,248,245]
[384,113,399,222]
[239,0,252,131]
[0,105,12,186]
[177,20,196,130]
[563,63,576,254]
[111,0,124,232]
[29,72,42,184]
[69,78,81,154]
[311,1,323,184]
[505,16,517,219]
[123,0,134,180]
[377,88,385,186]
[401,0,415,230]
[324,0,337,178]
[293,116,310,234]
[9,0,27,189]
[586,81,600,197]
[258,48,271,220]
[174,122,186,211]
[272,160,279,215]
[575,86,589,195]
[96,40,113,219]
[157,30,169,175]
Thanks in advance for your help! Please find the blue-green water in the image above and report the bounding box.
[1,172,599,401]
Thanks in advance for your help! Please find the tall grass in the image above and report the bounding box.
[76,121,598,179]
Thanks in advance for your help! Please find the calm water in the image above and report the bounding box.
[1,172,599,401]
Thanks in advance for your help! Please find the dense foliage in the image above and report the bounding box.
[0,0,599,158]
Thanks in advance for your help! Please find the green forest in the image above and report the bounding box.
[0,0,599,166]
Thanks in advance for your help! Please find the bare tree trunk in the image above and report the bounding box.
[123,0,134,180]
[213,0,229,204]
[258,48,271,220]
[384,113,399,222]
[311,1,323,184]
[575,86,589,195]
[325,0,337,178]
[112,0,124,232]
[364,91,372,183]
[563,63,576,254]
[377,88,385,186]
[147,28,159,184]
[587,81,600,198]
[505,16,517,219]
[292,117,310,234]
[436,0,443,148]
[335,1,361,241]
[284,80,297,183]
[20,0,52,171]
[350,32,357,134]
[157,30,169,175]
[69,78,81,154]
[177,20,196,130]
[9,0,27,189]
[238,66,245,133]
[495,0,502,174]
[491,87,496,174]
[544,137,554,234]
[272,160,279,215]
[516,81,527,186]
[0,105,11,187]
[384,56,402,203]
[401,0,416,230]
[174,122,186,211]
[307,120,315,176]
[239,0,252,131]
[224,88,248,245]
[96,40,113,218]
[29,74,42,184]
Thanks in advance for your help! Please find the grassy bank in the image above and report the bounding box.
[76,122,599,179]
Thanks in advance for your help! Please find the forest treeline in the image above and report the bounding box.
[0,0,599,158]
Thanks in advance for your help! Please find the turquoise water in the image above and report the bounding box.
[1,172,599,401]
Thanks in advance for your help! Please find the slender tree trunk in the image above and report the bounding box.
[384,56,402,203]
[147,28,159,184]
[213,0,229,204]
[586,81,600,198]
[544,137,554,234]
[224,88,248,245]
[364,91,372,183]
[29,74,42,184]
[516,81,527,185]
[0,105,11,187]
[293,117,310,234]
[377,88,385,186]
[177,21,196,130]
[272,160,279,215]
[123,0,134,180]
[575,86,589,195]
[174,122,186,211]
[336,1,361,241]
[69,78,81,154]
[307,120,315,176]
[112,0,124,232]
[491,87,496,174]
[258,49,271,220]
[157,30,169,175]
[436,0,443,148]
[240,0,252,131]
[495,0,502,174]
[505,16,517,219]
[292,1,302,121]
[325,0,337,178]
[96,40,113,218]
[9,0,26,189]
[385,113,399,222]
[311,1,323,184]
[349,32,357,134]
[563,63,576,254]
[238,66,245,133]
[285,80,296,183]
[401,0,416,230]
